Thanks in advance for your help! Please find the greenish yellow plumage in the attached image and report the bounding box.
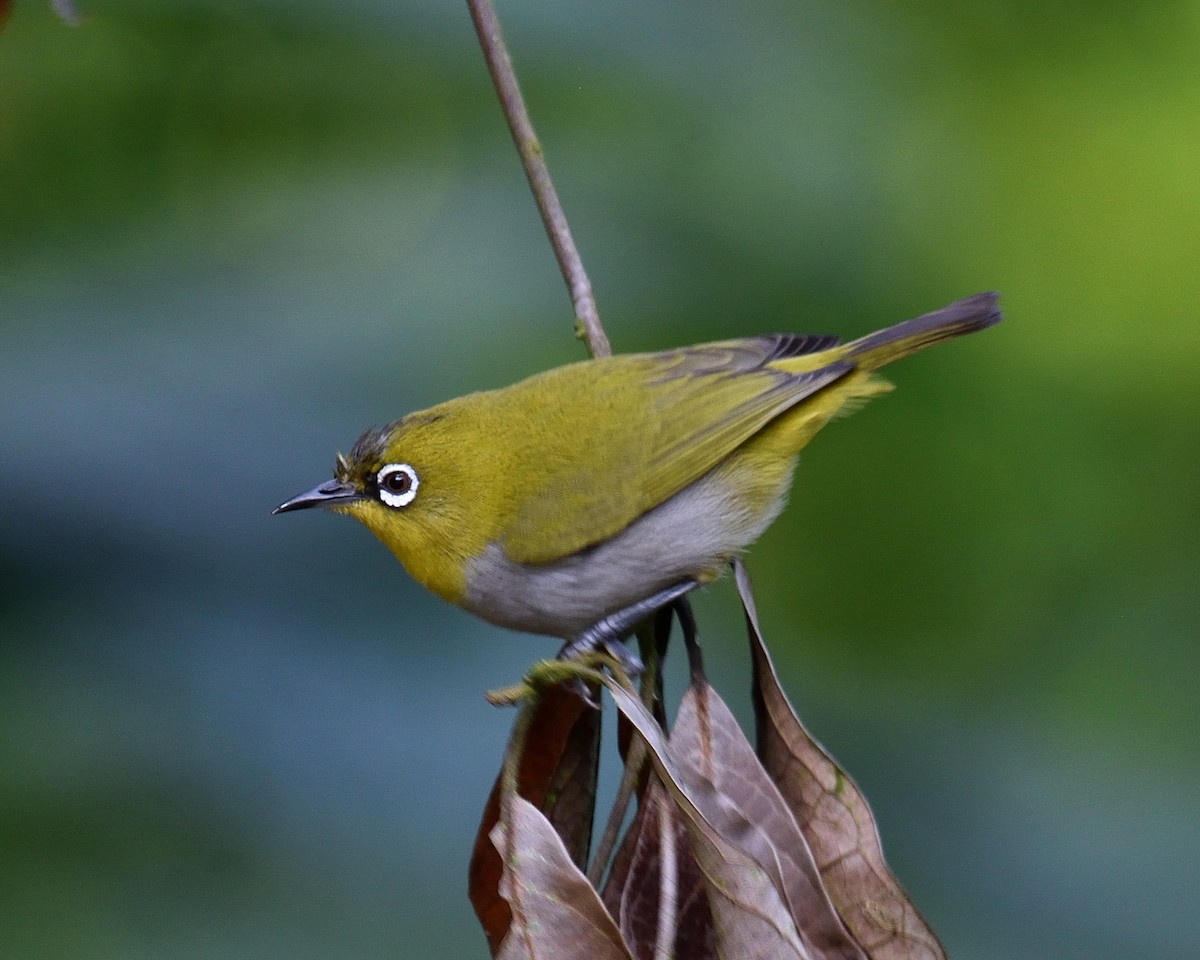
[276,292,1000,643]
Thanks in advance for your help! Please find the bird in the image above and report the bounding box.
[276,291,1000,666]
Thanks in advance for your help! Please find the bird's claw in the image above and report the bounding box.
[568,676,601,709]
[602,638,644,677]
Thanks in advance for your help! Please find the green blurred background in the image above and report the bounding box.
[2,1,1197,957]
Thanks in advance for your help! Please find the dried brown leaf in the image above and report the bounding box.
[492,796,633,960]
[602,778,716,960]
[672,684,867,960]
[471,685,601,954]
[544,695,603,869]
[605,681,811,960]
[735,559,947,960]
[685,816,810,960]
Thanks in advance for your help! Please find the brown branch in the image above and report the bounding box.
[465,0,612,358]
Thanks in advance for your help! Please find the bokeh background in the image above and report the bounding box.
[3,1,1197,957]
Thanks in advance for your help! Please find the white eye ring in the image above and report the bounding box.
[376,463,419,508]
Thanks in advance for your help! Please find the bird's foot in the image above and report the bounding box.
[557,579,699,703]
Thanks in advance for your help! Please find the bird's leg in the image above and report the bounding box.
[558,579,700,676]
[671,595,705,684]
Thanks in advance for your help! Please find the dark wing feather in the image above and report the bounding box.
[647,334,840,380]
[759,332,842,362]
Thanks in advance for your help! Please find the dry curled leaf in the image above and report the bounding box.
[602,777,715,960]
[471,684,601,954]
[672,683,866,960]
[682,807,810,960]
[735,559,947,960]
[492,796,632,960]
[606,681,812,960]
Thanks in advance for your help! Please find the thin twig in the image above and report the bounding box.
[465,0,611,358]
[587,736,645,887]
[586,620,662,886]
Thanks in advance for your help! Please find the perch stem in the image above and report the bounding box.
[465,0,611,358]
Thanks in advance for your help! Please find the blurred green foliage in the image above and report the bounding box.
[2,1,1197,958]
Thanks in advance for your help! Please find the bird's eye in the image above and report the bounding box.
[376,463,419,508]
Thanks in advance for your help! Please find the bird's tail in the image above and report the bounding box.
[840,291,1002,372]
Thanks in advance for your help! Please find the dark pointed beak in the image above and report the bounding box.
[273,479,364,514]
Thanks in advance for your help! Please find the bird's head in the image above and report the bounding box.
[274,412,483,602]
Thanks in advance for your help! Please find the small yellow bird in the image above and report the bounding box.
[276,292,1000,663]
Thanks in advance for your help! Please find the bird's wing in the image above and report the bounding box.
[500,336,849,565]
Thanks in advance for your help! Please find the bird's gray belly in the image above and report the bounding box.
[462,466,784,638]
